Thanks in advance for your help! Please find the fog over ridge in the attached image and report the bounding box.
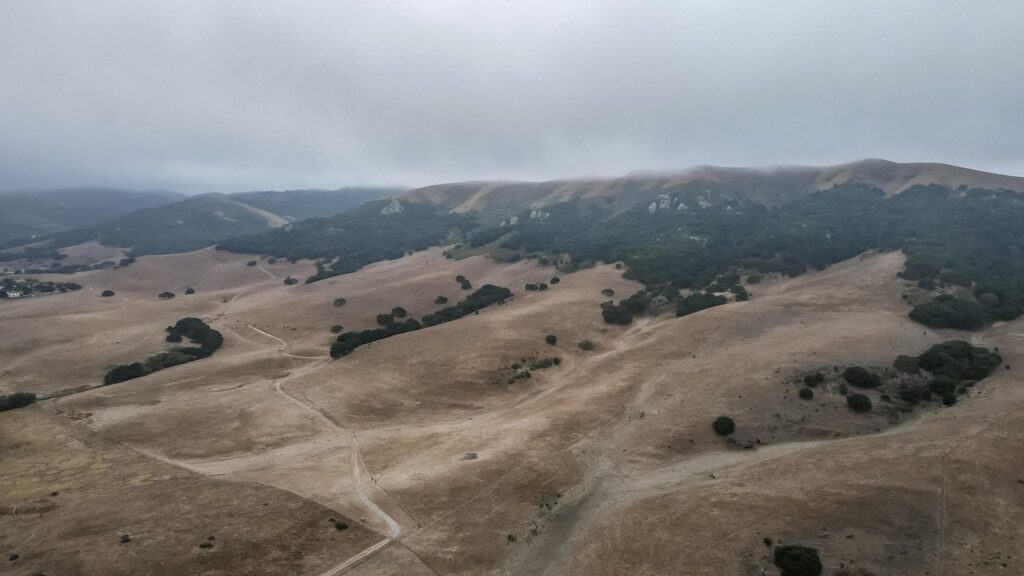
[1,1,1022,193]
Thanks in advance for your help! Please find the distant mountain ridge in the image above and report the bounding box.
[401,159,1024,220]
[1,186,401,258]
[230,187,404,222]
[0,187,186,243]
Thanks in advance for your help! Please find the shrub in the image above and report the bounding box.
[917,340,1002,380]
[893,355,920,374]
[773,545,823,576]
[330,325,343,334]
[246,260,257,267]
[928,375,958,396]
[550,277,560,284]
[799,387,814,400]
[578,340,596,351]
[434,295,448,305]
[0,391,36,411]
[333,297,347,307]
[455,275,472,290]
[601,304,633,325]
[391,306,408,318]
[802,373,824,387]
[158,291,175,300]
[376,313,394,326]
[899,386,924,404]
[676,292,727,317]
[711,416,735,436]
[185,287,195,295]
[101,290,115,297]
[166,332,183,343]
[267,257,277,264]
[105,362,151,385]
[529,357,560,370]
[545,334,558,345]
[283,277,298,285]
[847,393,872,413]
[601,288,615,297]
[746,274,762,284]
[909,295,990,330]
[842,366,881,388]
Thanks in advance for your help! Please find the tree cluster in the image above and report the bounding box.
[0,391,36,411]
[330,285,512,358]
[104,318,223,384]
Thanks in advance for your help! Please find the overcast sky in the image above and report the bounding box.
[1,1,1022,193]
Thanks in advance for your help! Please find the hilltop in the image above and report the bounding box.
[402,159,1024,220]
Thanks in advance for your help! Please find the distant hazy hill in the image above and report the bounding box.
[230,187,402,221]
[401,159,1024,222]
[2,187,401,257]
[0,188,185,243]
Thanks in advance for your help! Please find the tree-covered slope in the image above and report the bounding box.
[474,183,1024,329]
[216,199,475,282]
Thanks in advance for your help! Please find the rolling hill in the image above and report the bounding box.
[0,187,185,243]
[4,159,1024,575]
[216,160,1024,335]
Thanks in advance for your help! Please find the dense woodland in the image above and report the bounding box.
[485,183,1024,329]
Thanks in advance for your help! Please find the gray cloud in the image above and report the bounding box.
[1,1,1022,192]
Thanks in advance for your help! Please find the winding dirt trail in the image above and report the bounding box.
[241,320,327,360]
[110,292,401,575]
[255,323,405,574]
[272,377,403,540]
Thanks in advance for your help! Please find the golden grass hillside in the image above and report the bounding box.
[1,247,1022,575]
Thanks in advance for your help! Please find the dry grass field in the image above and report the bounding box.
[2,245,1023,575]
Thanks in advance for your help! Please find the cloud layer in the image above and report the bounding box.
[2,1,1022,192]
